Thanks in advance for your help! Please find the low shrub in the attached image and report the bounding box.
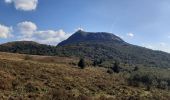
[107,69,114,74]
[25,83,38,93]
[24,55,32,60]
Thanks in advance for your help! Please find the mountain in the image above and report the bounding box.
[0,31,170,68]
[58,30,126,46]
[57,30,170,68]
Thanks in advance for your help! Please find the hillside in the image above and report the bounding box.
[0,41,56,55]
[1,31,170,68]
[0,52,170,100]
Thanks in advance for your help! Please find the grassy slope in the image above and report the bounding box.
[0,52,170,100]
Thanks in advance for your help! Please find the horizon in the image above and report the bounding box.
[1,30,169,55]
[1,0,170,52]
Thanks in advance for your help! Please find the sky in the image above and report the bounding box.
[0,0,170,52]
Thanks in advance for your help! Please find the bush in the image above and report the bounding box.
[128,72,156,90]
[93,60,98,67]
[92,59,103,67]
[78,58,86,69]
[107,69,114,74]
[134,66,139,71]
[158,81,168,90]
[111,61,120,73]
[25,83,38,93]
[152,79,158,88]
[69,62,77,66]
[128,73,141,87]
[77,94,92,100]
[24,55,32,60]
[47,89,75,100]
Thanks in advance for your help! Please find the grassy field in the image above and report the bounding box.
[0,52,170,100]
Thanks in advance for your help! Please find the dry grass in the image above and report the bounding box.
[0,52,170,100]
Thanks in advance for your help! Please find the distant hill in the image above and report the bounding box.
[0,31,170,67]
[0,41,56,55]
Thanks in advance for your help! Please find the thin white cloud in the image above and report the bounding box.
[5,0,12,3]
[142,42,170,53]
[127,33,134,38]
[142,43,155,49]
[0,24,13,39]
[115,34,124,39]
[75,27,84,32]
[5,0,38,11]
[159,42,167,47]
[33,29,71,45]
[17,21,71,45]
[17,21,37,37]
[168,34,170,39]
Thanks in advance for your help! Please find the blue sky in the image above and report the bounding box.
[0,0,170,52]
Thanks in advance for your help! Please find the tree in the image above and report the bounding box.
[92,59,103,67]
[78,58,86,69]
[112,61,120,73]
[159,81,168,90]
[93,60,98,67]
[134,66,139,71]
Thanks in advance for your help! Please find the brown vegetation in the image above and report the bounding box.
[0,52,170,100]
